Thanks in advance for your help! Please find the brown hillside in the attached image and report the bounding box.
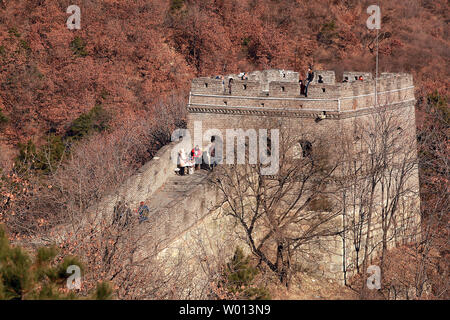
[0,0,448,152]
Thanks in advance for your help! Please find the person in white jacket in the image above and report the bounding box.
[178,149,187,175]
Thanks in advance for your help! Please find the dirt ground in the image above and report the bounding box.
[269,274,359,300]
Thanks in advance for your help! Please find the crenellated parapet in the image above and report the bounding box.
[188,70,415,117]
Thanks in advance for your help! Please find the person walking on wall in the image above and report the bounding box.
[137,201,150,224]
[299,79,305,95]
[208,137,218,171]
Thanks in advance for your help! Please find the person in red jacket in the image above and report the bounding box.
[191,145,202,170]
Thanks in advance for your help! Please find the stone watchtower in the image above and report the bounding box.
[187,69,415,132]
[185,69,421,283]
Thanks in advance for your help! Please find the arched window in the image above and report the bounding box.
[208,135,223,164]
[299,140,312,158]
[293,140,313,159]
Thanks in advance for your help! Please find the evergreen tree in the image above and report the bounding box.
[222,247,271,300]
[66,105,110,141]
[0,224,113,300]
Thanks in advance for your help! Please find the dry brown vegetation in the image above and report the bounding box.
[0,0,448,148]
[0,0,448,300]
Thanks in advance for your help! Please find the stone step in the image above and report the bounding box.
[143,170,210,217]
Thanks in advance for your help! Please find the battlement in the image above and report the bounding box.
[188,70,415,114]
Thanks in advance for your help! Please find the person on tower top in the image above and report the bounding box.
[305,67,314,97]
[299,79,305,95]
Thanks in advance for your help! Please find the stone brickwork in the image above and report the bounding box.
[343,71,373,82]
[312,70,336,85]
[187,70,415,146]
[22,66,421,296]
[61,69,420,294]
[184,69,421,284]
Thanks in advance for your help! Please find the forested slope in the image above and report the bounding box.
[0,0,448,149]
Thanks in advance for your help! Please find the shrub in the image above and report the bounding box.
[15,136,66,175]
[36,135,66,173]
[0,109,8,126]
[427,91,449,122]
[70,36,88,57]
[89,105,110,133]
[241,37,251,47]
[170,0,184,12]
[66,105,110,141]
[19,39,31,54]
[13,105,109,175]
[317,20,338,45]
[222,247,271,300]
[8,27,20,38]
[15,140,37,171]
[0,224,111,300]
[100,89,109,101]
[241,37,252,56]
[92,282,114,300]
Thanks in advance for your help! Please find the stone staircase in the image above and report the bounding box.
[137,168,218,252]
[145,169,209,218]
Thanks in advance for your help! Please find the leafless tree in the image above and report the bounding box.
[338,103,422,298]
[411,91,449,299]
[210,123,343,287]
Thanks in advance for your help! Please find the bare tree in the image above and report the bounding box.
[410,91,449,299]
[1,95,196,299]
[210,123,343,287]
[338,104,421,298]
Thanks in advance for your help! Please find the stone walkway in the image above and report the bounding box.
[145,169,209,218]
[136,168,216,251]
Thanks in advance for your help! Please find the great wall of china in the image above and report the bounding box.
[87,69,420,295]
[24,69,420,298]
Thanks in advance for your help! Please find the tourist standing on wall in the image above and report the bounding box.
[178,149,187,175]
[191,145,202,170]
[305,67,314,97]
[207,137,218,171]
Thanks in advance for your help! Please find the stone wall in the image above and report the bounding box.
[62,69,420,295]
[343,71,373,82]
[20,69,422,297]
[188,70,415,116]
[91,142,178,215]
[183,69,421,285]
[312,70,336,85]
